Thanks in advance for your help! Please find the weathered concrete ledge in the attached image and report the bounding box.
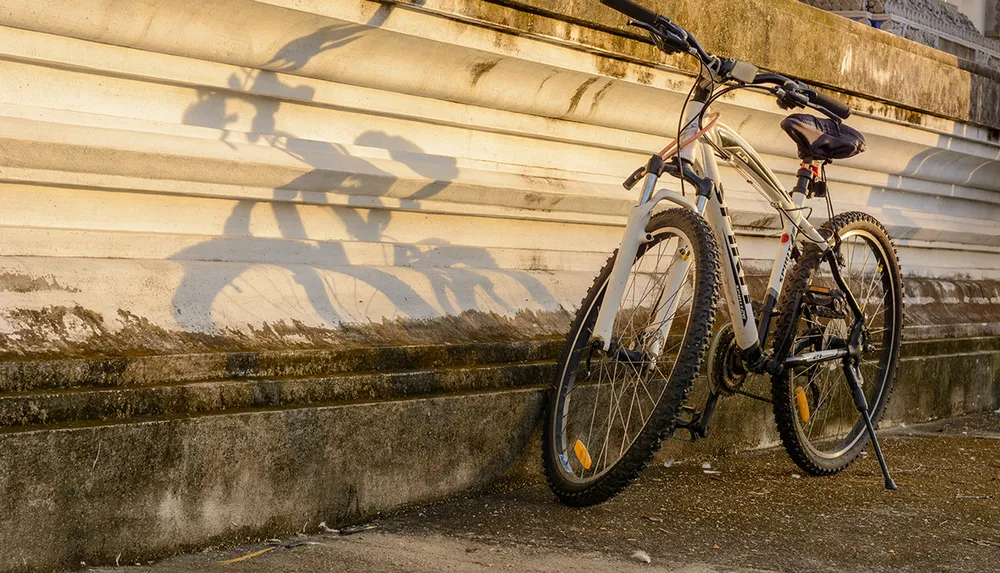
[453,0,1000,130]
[0,329,993,433]
[2,277,996,571]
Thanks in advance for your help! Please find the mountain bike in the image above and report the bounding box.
[542,0,904,506]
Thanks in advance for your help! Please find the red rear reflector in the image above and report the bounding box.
[781,233,790,244]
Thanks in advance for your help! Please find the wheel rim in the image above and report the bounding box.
[788,229,899,460]
[551,225,698,484]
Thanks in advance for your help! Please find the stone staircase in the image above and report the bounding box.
[0,339,561,431]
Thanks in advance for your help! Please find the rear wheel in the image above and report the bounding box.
[772,211,903,475]
[542,208,720,506]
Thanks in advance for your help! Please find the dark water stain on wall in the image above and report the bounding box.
[469,58,501,87]
[0,272,80,293]
[0,304,572,361]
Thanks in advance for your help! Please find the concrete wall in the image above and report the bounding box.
[0,0,998,570]
[806,0,1000,70]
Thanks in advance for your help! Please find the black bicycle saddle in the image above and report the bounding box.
[780,114,866,162]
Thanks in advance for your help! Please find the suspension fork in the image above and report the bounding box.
[592,155,663,351]
[644,194,712,360]
[594,212,697,356]
[643,238,692,359]
[591,168,706,351]
[592,100,708,352]
[641,102,712,357]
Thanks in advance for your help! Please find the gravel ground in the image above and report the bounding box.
[90,412,1000,573]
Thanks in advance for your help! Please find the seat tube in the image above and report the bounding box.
[700,139,760,352]
[757,163,815,344]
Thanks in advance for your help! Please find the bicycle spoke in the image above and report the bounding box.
[786,226,900,461]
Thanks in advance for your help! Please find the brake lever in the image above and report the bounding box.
[628,19,688,54]
[622,157,712,197]
[772,86,808,110]
[772,83,844,123]
[797,87,845,124]
[809,104,844,124]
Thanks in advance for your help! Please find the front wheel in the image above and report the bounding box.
[542,208,720,506]
[771,211,904,475]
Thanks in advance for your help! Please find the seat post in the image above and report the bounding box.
[792,161,819,196]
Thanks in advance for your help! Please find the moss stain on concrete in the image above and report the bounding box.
[429,0,999,129]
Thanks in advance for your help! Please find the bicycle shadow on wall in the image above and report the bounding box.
[170,18,558,344]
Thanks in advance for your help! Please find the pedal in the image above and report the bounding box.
[676,404,699,425]
[673,405,703,441]
[674,391,721,442]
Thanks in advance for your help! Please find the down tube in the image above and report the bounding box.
[699,139,760,351]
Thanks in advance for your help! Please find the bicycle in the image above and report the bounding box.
[542,0,904,506]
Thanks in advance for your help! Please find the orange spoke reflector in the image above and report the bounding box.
[795,386,811,423]
[573,439,593,470]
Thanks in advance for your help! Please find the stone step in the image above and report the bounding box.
[0,360,556,431]
[0,338,564,394]
[901,335,1000,356]
[2,334,994,431]
[0,386,546,573]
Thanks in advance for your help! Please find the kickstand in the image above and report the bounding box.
[843,362,897,490]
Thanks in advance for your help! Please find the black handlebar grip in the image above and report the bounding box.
[622,165,645,190]
[600,0,659,26]
[811,90,851,120]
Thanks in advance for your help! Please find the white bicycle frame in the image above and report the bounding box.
[592,103,835,359]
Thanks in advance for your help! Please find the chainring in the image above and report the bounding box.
[707,323,748,395]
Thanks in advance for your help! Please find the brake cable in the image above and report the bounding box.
[674,56,712,197]
[822,161,843,255]
[688,82,834,246]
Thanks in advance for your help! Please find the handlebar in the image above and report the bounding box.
[601,0,714,63]
[601,0,852,121]
[600,0,659,26]
[809,90,851,120]
[750,73,851,120]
